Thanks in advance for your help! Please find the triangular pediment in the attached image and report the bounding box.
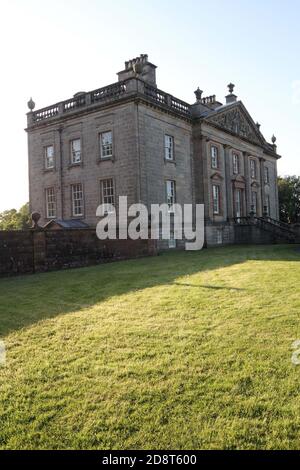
[232,175,245,183]
[204,102,265,146]
[211,172,223,181]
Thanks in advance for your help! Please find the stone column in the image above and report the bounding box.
[224,144,232,220]
[243,152,250,215]
[259,157,266,216]
[202,138,210,221]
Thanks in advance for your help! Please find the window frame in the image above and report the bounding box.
[44,144,55,170]
[234,188,243,217]
[71,183,84,217]
[99,131,113,160]
[210,145,219,169]
[212,184,220,215]
[264,166,270,184]
[233,152,240,175]
[100,178,115,214]
[166,180,176,212]
[164,134,174,161]
[45,187,56,219]
[70,138,82,165]
[250,159,257,179]
[251,190,258,214]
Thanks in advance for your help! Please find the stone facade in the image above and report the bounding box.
[26,55,281,248]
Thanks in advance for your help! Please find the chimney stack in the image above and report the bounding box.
[226,83,237,104]
[117,54,157,87]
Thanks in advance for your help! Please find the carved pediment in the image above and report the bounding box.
[232,175,246,184]
[205,104,264,146]
[232,175,246,188]
[211,172,223,181]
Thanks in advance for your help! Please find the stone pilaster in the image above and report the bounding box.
[224,144,232,220]
[259,157,266,216]
[243,152,250,215]
[202,137,210,221]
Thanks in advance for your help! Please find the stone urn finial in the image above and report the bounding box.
[27,97,35,111]
[271,134,277,144]
[194,87,203,103]
[31,212,41,229]
[228,83,235,94]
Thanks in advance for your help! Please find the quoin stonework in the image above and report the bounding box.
[26,54,283,249]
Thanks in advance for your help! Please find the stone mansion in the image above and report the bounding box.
[26,54,281,247]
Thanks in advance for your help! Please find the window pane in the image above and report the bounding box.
[264,167,269,184]
[165,135,174,160]
[211,146,218,168]
[250,160,256,178]
[46,187,56,218]
[213,185,220,214]
[166,180,175,210]
[100,131,113,158]
[101,179,115,212]
[71,139,81,163]
[233,153,239,174]
[45,145,54,169]
[72,184,83,216]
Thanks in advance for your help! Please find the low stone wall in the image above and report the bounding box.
[234,224,275,244]
[0,229,157,277]
[0,231,34,276]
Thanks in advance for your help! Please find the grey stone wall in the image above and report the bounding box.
[0,229,157,277]
[234,224,276,245]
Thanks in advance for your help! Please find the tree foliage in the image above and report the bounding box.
[0,203,31,231]
[278,176,300,224]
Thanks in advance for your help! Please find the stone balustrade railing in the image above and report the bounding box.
[27,79,191,126]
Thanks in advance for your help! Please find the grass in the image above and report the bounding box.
[0,244,300,450]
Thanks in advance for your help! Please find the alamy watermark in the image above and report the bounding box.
[0,340,6,366]
[96,197,205,251]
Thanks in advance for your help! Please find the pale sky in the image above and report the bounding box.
[0,0,299,212]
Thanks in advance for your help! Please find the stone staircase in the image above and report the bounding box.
[233,216,297,244]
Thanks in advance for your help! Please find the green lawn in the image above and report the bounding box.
[0,244,300,450]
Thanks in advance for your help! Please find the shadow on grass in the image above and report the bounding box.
[173,282,246,291]
[0,244,299,337]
